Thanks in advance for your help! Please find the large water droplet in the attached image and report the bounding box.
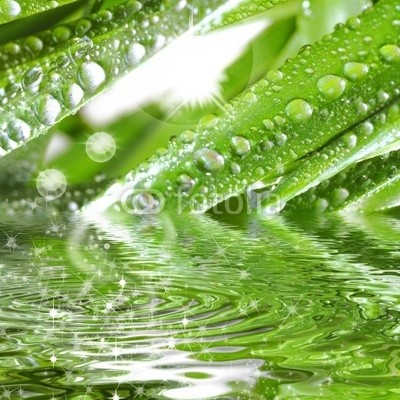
[285,99,313,123]
[275,132,287,146]
[317,75,347,100]
[194,148,225,172]
[331,188,349,206]
[126,42,146,65]
[0,0,21,18]
[36,169,67,201]
[262,119,274,130]
[176,174,195,192]
[231,136,250,156]
[25,36,43,53]
[258,139,273,152]
[75,19,92,35]
[62,83,84,109]
[22,67,43,91]
[379,44,400,63]
[266,69,283,83]
[53,26,71,43]
[7,119,30,142]
[230,162,241,174]
[0,131,16,151]
[314,198,329,212]
[343,62,369,81]
[78,62,106,93]
[179,130,195,144]
[73,36,94,59]
[86,132,116,163]
[34,95,61,126]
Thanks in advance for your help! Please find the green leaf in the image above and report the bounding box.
[90,0,400,214]
[206,0,294,31]
[0,0,250,159]
[261,102,400,213]
[47,14,296,186]
[0,0,83,25]
[286,150,400,213]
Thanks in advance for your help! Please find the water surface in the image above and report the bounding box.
[0,209,400,399]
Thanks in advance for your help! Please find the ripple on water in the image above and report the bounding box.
[0,212,399,399]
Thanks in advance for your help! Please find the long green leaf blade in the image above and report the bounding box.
[0,0,251,158]
[261,102,400,212]
[90,0,400,214]
[0,0,83,25]
[286,150,400,213]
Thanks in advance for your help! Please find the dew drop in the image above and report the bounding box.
[262,119,274,130]
[0,130,18,151]
[317,75,347,100]
[126,42,146,65]
[34,95,62,126]
[377,90,390,104]
[344,134,357,149]
[230,162,241,174]
[231,136,250,156]
[53,55,70,69]
[343,62,369,81]
[347,17,361,30]
[62,83,84,109]
[275,132,287,146]
[0,0,21,18]
[5,82,20,98]
[86,132,116,163]
[176,174,195,191]
[331,188,349,206]
[274,116,286,127]
[22,67,43,91]
[258,139,273,152]
[379,44,400,63]
[97,9,113,23]
[7,119,30,142]
[314,198,329,212]
[194,148,225,172]
[358,121,374,136]
[78,61,106,93]
[25,36,43,53]
[73,36,94,59]
[266,69,283,83]
[243,92,258,104]
[75,19,92,35]
[4,42,19,55]
[53,26,71,43]
[179,130,195,144]
[36,169,67,201]
[285,99,313,123]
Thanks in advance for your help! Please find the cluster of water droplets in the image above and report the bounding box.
[0,0,208,157]
[121,0,400,212]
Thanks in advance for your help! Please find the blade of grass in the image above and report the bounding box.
[89,0,400,214]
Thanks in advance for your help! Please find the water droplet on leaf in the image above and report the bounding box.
[317,75,347,100]
[195,148,225,172]
[231,136,250,156]
[78,61,106,93]
[343,62,369,81]
[286,99,313,123]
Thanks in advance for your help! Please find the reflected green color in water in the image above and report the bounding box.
[0,209,400,399]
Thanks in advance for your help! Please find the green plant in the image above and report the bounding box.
[0,0,399,215]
